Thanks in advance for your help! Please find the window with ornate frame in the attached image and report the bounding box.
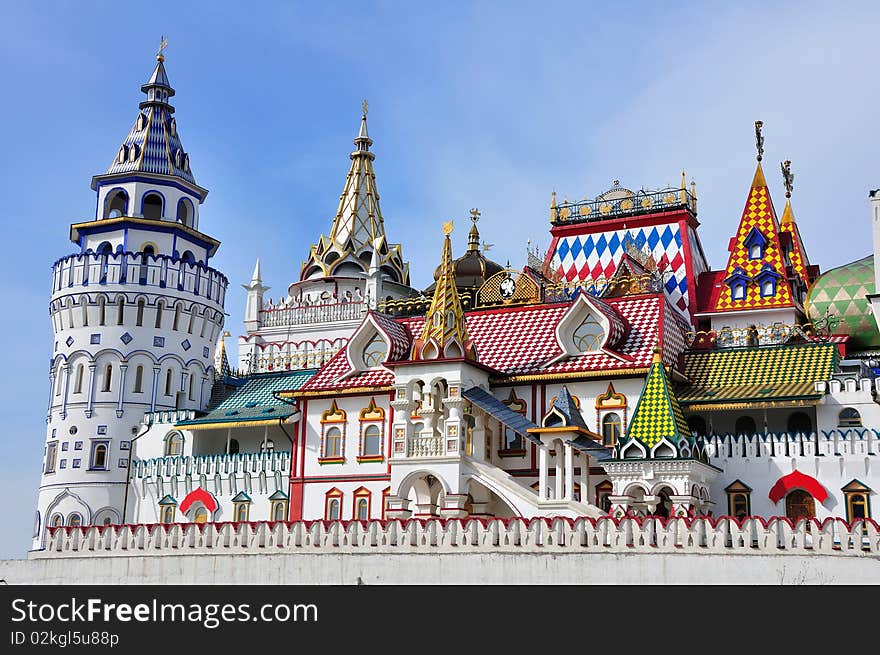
[324,488,343,520]
[164,431,184,456]
[573,315,603,352]
[357,398,385,463]
[842,480,872,523]
[89,440,110,471]
[232,492,251,522]
[838,407,862,428]
[362,334,387,368]
[353,487,371,521]
[68,513,82,527]
[596,382,627,447]
[499,389,528,457]
[724,480,752,519]
[269,490,289,522]
[158,495,177,523]
[319,401,346,464]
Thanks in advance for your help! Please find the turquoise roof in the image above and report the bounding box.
[177,369,317,427]
[158,494,177,506]
[268,490,289,501]
[231,492,252,503]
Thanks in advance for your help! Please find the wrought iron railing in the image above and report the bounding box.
[552,187,696,225]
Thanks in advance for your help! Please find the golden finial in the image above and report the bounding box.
[781,160,794,198]
[690,179,696,197]
[442,220,454,236]
[680,170,686,190]
[754,120,764,162]
[550,190,557,209]
[362,99,369,117]
[157,35,168,62]
[469,208,481,223]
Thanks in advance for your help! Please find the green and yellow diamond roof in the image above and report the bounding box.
[625,349,690,448]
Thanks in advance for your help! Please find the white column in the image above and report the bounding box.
[46,369,56,419]
[579,453,588,504]
[262,425,268,451]
[149,366,160,413]
[538,446,548,501]
[564,445,574,501]
[554,446,563,500]
[116,364,128,417]
[85,363,97,418]
[60,364,71,419]
[226,428,232,454]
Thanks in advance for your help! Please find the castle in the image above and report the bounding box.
[32,49,880,562]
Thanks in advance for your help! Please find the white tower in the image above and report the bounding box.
[34,47,228,549]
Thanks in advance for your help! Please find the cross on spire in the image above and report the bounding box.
[157,35,168,61]
[362,98,369,117]
[754,120,764,162]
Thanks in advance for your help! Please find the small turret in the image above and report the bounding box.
[243,259,270,333]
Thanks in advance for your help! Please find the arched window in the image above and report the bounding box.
[181,250,196,265]
[324,427,342,458]
[838,407,862,427]
[272,501,286,521]
[687,415,707,436]
[363,334,386,368]
[787,411,813,434]
[177,199,193,226]
[51,514,64,528]
[188,375,195,401]
[193,507,209,524]
[356,498,369,521]
[133,365,144,393]
[161,506,175,524]
[165,432,183,456]
[235,504,249,522]
[98,297,106,325]
[362,425,382,456]
[104,190,128,218]
[136,299,145,326]
[734,416,757,435]
[102,363,113,392]
[116,297,125,325]
[228,439,240,455]
[74,364,84,393]
[327,498,340,521]
[573,315,603,352]
[260,439,275,453]
[67,513,82,527]
[142,192,163,220]
[761,278,775,297]
[90,442,108,470]
[172,305,180,330]
[601,412,622,446]
[164,369,173,396]
[731,283,746,301]
[155,301,164,329]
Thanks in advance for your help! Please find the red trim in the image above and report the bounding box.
[768,470,829,504]
[179,487,217,514]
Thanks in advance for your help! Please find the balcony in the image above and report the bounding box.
[260,301,364,327]
[51,251,227,306]
[405,435,446,458]
[552,186,696,226]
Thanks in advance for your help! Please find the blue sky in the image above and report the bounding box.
[1,1,878,558]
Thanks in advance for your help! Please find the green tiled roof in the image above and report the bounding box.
[806,255,880,351]
[677,343,838,405]
[177,369,317,427]
[626,357,690,448]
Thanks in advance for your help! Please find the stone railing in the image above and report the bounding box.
[260,302,363,327]
[406,435,445,458]
[51,251,227,306]
[36,516,879,558]
[697,430,879,459]
[131,451,291,479]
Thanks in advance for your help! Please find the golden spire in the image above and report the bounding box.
[467,208,481,253]
[413,222,475,361]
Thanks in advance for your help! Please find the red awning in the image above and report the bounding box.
[768,470,828,504]
[179,487,218,514]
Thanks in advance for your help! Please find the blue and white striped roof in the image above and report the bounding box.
[105,56,196,185]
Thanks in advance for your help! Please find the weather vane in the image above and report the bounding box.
[482,240,494,253]
[362,99,369,117]
[781,160,794,198]
[469,208,481,224]
[754,120,764,162]
[157,35,168,60]
[442,220,454,236]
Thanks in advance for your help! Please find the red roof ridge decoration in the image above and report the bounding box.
[179,487,218,514]
[712,161,797,313]
[768,469,828,504]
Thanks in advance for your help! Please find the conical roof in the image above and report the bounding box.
[103,53,197,185]
[625,349,690,449]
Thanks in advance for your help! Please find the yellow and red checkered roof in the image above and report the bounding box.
[713,163,797,312]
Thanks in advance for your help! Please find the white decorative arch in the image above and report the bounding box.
[650,438,677,459]
[548,293,629,365]
[620,439,647,460]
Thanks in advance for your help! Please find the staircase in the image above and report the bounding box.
[464,456,603,519]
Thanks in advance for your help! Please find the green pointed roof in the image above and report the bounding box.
[626,349,690,448]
